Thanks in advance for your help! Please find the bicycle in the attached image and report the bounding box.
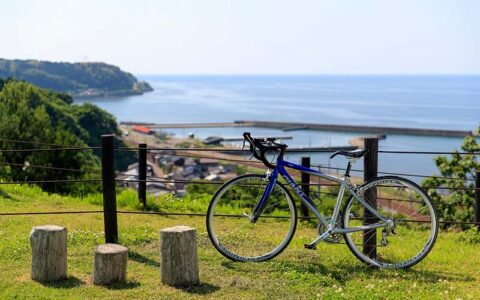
[206,132,438,269]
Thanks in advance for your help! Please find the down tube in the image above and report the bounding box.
[278,167,329,228]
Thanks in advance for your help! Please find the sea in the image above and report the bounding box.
[74,75,480,183]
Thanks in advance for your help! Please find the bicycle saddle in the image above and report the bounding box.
[330,149,368,159]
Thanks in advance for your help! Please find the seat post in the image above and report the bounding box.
[345,161,352,177]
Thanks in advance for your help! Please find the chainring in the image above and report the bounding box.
[317,217,343,243]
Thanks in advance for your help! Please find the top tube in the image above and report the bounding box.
[276,158,345,185]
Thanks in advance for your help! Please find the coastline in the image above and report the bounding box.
[119,124,346,183]
[73,87,154,99]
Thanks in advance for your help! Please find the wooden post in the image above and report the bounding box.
[101,134,118,244]
[160,226,199,287]
[92,244,128,285]
[300,157,310,217]
[363,138,378,259]
[138,143,147,208]
[30,225,67,282]
[476,171,480,230]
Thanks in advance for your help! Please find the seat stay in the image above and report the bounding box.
[349,190,390,223]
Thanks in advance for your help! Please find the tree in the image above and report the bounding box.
[0,79,137,194]
[422,130,480,227]
[75,103,137,171]
[0,80,98,193]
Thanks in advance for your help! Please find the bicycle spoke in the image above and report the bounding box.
[207,174,297,262]
[344,177,438,269]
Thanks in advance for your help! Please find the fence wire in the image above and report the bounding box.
[0,161,101,174]
[1,140,480,226]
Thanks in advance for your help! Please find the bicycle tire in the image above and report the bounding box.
[206,174,297,262]
[342,176,438,269]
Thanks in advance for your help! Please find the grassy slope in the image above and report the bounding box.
[0,185,479,299]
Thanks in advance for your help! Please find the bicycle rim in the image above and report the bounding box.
[343,176,438,269]
[207,174,297,262]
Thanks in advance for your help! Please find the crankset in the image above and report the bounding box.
[317,217,343,243]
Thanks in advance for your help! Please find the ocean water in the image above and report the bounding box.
[74,75,480,182]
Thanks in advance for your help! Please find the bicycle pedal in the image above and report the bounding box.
[304,243,316,250]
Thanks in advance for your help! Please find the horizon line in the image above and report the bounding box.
[135,73,480,77]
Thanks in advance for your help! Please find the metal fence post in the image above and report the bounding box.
[101,134,118,244]
[363,138,378,259]
[317,164,322,199]
[138,143,147,208]
[300,157,310,217]
[476,171,480,230]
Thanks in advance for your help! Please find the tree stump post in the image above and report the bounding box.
[92,244,128,285]
[30,225,67,282]
[160,226,199,287]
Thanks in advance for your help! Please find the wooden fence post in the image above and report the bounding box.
[138,143,147,208]
[300,157,310,217]
[101,134,118,244]
[476,171,480,230]
[363,138,378,259]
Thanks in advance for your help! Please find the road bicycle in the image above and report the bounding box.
[206,132,438,268]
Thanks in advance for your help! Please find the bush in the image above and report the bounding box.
[422,131,479,228]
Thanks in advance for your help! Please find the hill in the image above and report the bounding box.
[0,58,153,98]
[0,78,136,193]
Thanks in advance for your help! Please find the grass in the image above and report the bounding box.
[0,185,479,299]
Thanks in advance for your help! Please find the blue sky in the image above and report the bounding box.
[1,0,478,74]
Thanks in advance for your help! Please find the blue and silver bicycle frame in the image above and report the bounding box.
[250,156,390,245]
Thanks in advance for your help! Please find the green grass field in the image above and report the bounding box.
[0,185,479,299]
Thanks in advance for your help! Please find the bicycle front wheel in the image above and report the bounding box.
[206,174,297,262]
[343,176,438,269]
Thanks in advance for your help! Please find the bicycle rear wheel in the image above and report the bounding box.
[206,174,297,262]
[343,176,438,269]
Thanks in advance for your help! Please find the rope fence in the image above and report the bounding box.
[0,137,477,182]
[0,147,99,153]
[1,134,480,242]
[0,161,102,174]
[1,210,478,226]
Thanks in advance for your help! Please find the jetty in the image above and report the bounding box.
[203,135,293,145]
[122,120,474,137]
[283,145,357,153]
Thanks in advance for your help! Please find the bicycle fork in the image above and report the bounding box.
[248,169,279,223]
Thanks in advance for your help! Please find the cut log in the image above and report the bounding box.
[92,243,128,285]
[160,225,199,287]
[30,225,67,282]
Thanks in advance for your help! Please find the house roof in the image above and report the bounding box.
[132,125,153,134]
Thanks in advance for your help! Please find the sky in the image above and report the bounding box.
[1,0,479,75]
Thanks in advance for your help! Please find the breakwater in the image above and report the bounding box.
[121,120,473,137]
